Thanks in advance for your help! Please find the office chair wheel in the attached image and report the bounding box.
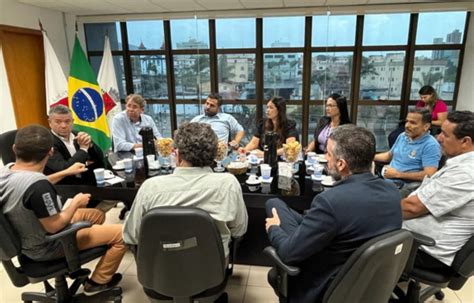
[434,291,445,300]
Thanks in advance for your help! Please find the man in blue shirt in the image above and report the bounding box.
[191,93,245,149]
[374,108,441,187]
[112,94,162,152]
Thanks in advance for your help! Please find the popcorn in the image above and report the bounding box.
[215,141,228,161]
[283,141,302,163]
[155,138,174,157]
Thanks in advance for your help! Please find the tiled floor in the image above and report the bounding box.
[1,205,472,302]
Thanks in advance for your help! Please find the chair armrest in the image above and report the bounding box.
[263,246,300,276]
[410,231,435,247]
[44,221,93,278]
[44,221,92,242]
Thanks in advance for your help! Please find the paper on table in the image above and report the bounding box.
[105,176,125,185]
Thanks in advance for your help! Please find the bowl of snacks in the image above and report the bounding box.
[226,161,249,175]
[283,141,302,163]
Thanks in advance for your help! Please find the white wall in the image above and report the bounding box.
[0,46,15,133]
[0,0,76,134]
[457,14,474,111]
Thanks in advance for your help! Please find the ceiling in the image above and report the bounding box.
[16,0,474,17]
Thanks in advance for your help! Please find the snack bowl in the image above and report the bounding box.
[226,161,249,175]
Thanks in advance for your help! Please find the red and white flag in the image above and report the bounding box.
[98,35,121,129]
[43,31,68,113]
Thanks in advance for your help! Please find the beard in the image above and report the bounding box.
[205,109,217,117]
[327,164,342,181]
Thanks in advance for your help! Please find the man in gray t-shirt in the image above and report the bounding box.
[402,111,474,270]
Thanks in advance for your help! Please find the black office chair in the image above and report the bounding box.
[394,233,474,302]
[0,211,122,302]
[136,206,240,303]
[264,229,413,303]
[0,129,17,164]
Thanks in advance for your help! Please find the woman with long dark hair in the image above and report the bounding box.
[416,85,447,127]
[306,94,351,154]
[241,96,298,157]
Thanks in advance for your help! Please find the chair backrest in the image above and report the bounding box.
[0,209,21,261]
[323,230,413,303]
[0,129,17,165]
[136,206,226,298]
[448,235,474,290]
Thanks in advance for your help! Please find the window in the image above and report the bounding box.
[410,50,460,100]
[359,51,406,100]
[217,54,255,100]
[264,53,303,100]
[145,104,172,137]
[174,54,210,99]
[220,104,257,144]
[263,16,305,48]
[216,18,255,48]
[416,12,467,45]
[363,13,410,46]
[311,52,353,99]
[312,15,356,47]
[170,19,209,50]
[130,55,167,99]
[357,105,400,151]
[83,11,468,148]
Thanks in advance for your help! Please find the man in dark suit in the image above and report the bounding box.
[44,105,104,185]
[265,125,402,303]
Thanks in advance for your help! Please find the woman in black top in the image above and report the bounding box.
[242,96,299,157]
[306,94,351,154]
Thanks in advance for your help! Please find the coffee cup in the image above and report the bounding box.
[312,164,324,181]
[135,147,144,158]
[307,152,317,164]
[249,150,259,164]
[260,164,272,180]
[247,174,259,183]
[123,158,133,173]
[93,168,105,185]
[146,154,155,164]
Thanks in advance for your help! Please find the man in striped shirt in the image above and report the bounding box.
[402,110,474,271]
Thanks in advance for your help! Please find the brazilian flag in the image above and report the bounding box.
[68,36,111,152]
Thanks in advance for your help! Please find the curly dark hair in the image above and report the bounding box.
[174,122,218,167]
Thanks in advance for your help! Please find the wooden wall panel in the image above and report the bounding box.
[0,25,48,128]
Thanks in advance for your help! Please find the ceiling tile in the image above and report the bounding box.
[196,0,245,10]
[240,0,285,9]
[283,0,326,7]
[148,0,206,11]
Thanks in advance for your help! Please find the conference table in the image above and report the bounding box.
[56,153,327,266]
